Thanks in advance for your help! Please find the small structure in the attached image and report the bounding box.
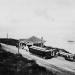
[19,36,46,47]
[58,49,74,61]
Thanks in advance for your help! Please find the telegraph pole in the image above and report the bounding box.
[41,37,43,47]
[7,33,8,39]
[18,40,20,54]
[7,33,8,45]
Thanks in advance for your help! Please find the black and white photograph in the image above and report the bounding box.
[0,0,75,75]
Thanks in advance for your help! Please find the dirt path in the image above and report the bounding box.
[1,43,75,75]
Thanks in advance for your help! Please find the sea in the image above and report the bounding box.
[45,40,75,54]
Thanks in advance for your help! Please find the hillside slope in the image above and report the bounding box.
[1,43,75,75]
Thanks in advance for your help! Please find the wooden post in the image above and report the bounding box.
[7,33,8,45]
[18,41,20,54]
[41,37,43,47]
[7,33,8,39]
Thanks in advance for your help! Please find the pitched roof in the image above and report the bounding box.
[20,36,46,43]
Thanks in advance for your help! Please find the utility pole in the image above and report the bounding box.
[41,37,43,47]
[7,33,8,39]
[7,33,8,45]
[18,40,20,54]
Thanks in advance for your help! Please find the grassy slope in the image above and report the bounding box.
[1,44,75,75]
[0,47,58,75]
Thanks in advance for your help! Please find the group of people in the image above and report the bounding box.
[20,42,29,52]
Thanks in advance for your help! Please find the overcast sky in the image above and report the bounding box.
[0,0,74,49]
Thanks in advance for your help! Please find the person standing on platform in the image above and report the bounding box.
[23,44,29,52]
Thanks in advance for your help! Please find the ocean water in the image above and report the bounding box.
[45,40,75,54]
